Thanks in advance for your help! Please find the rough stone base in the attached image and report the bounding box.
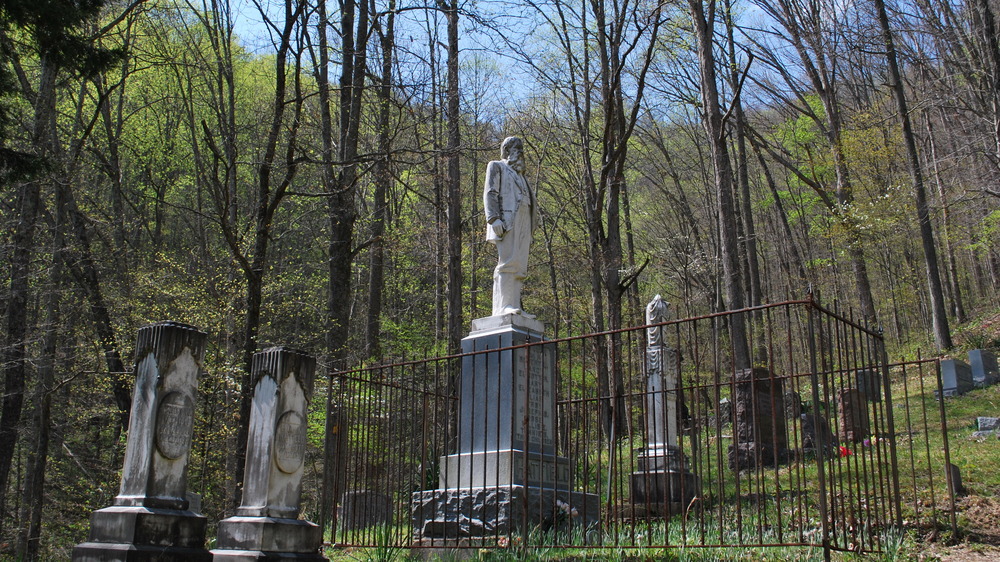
[728,442,789,470]
[212,516,324,560]
[72,505,211,562]
[630,470,699,505]
[411,486,599,540]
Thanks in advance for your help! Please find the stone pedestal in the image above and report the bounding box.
[969,350,998,387]
[630,446,698,510]
[935,359,975,399]
[212,347,325,561]
[837,388,869,443]
[412,314,598,540]
[728,367,788,470]
[74,322,211,562]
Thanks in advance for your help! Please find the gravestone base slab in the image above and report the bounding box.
[630,470,699,505]
[212,517,324,561]
[72,542,214,562]
[71,505,211,561]
[411,486,599,539]
[211,550,326,562]
[630,446,698,506]
[728,442,789,471]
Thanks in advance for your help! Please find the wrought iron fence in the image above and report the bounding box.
[316,297,910,557]
[885,356,958,537]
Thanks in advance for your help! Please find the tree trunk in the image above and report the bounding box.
[443,0,462,354]
[873,0,952,349]
[690,0,750,370]
[0,58,55,516]
[366,0,395,360]
[926,115,966,323]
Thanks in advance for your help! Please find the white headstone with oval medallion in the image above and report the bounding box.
[73,321,211,561]
[212,346,326,561]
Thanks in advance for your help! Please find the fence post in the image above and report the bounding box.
[933,357,959,535]
[877,331,904,529]
[806,301,831,561]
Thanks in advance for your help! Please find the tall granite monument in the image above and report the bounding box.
[411,138,597,542]
[73,322,212,561]
[212,346,326,561]
[630,296,698,513]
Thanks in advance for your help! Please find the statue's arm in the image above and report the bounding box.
[484,161,502,224]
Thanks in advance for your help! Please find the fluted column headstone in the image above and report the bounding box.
[73,321,211,562]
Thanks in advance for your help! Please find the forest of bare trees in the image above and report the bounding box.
[1,0,998,556]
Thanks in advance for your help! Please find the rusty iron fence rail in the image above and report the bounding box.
[312,297,938,557]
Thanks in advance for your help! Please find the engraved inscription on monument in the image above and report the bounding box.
[513,345,554,450]
[155,391,195,460]
[274,410,306,474]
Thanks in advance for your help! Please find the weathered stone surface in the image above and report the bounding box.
[800,413,837,456]
[728,367,788,470]
[978,417,1000,431]
[411,487,599,539]
[73,322,210,562]
[117,322,207,510]
[213,347,325,561]
[837,388,869,444]
[235,347,315,519]
[939,359,975,397]
[72,542,214,562]
[971,430,996,439]
[969,350,999,387]
[338,490,392,531]
[213,549,325,560]
[718,398,732,425]
[947,463,966,497]
[458,324,554,456]
[72,506,212,561]
[856,369,883,402]
[784,391,802,419]
[631,445,698,505]
[214,517,323,554]
[440,449,571,489]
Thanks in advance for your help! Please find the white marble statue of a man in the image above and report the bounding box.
[484,136,539,317]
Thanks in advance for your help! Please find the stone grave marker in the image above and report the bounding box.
[947,463,966,497]
[411,313,599,541]
[968,350,999,387]
[73,322,211,562]
[629,296,699,513]
[800,413,838,458]
[856,369,882,402]
[978,417,1000,431]
[936,359,975,398]
[728,367,788,470]
[339,490,393,531]
[212,347,325,561]
[784,391,802,419]
[837,388,869,443]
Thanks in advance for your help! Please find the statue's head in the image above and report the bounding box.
[500,137,525,173]
[646,294,671,324]
[500,136,522,158]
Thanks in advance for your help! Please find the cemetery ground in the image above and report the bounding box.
[317,340,1000,561]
